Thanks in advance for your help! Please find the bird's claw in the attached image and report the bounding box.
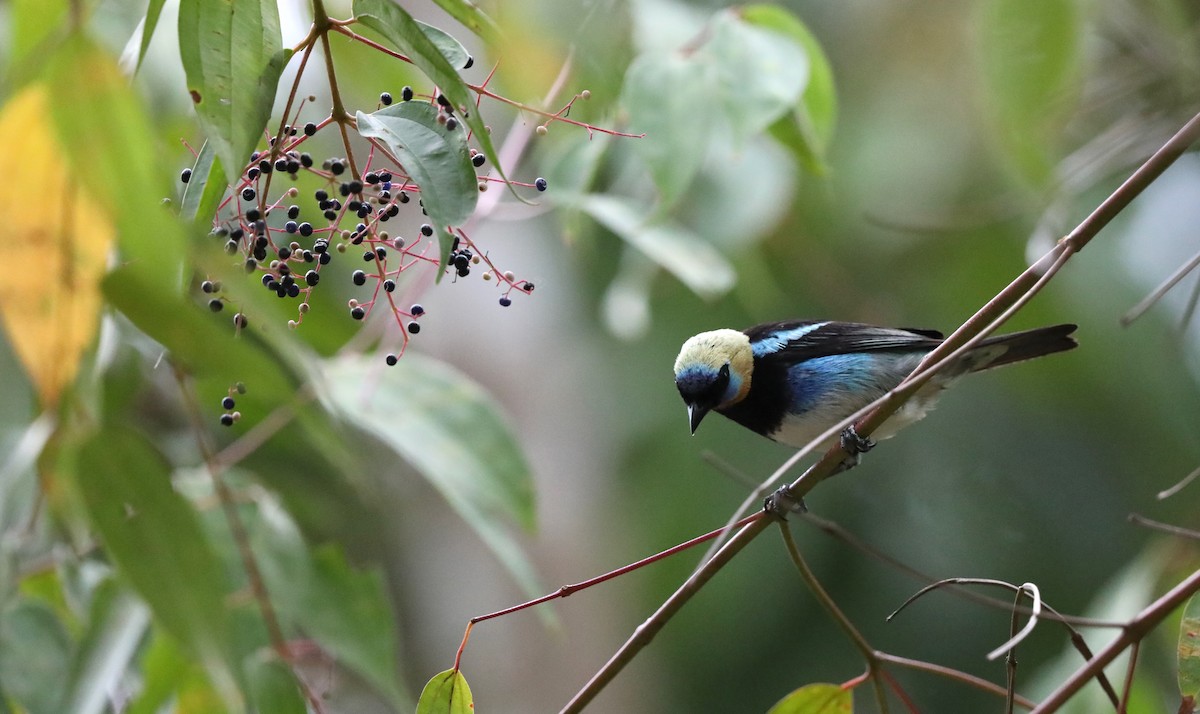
[835,425,876,474]
[764,486,807,519]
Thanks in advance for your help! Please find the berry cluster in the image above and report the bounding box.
[186,88,541,388]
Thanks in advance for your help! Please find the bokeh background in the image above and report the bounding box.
[3,0,1200,712]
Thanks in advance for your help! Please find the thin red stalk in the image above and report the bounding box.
[454,513,762,672]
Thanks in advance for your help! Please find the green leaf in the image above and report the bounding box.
[46,36,185,287]
[1180,593,1200,697]
[0,600,70,714]
[246,654,306,714]
[767,683,853,714]
[707,10,809,144]
[428,0,500,40]
[742,5,837,175]
[180,140,228,226]
[978,0,1081,187]
[178,0,292,186]
[322,354,540,589]
[580,194,736,298]
[416,669,473,714]
[60,582,150,714]
[622,8,813,204]
[253,499,409,707]
[134,0,169,74]
[621,50,716,207]
[356,101,478,269]
[417,20,472,70]
[353,0,509,202]
[10,0,68,69]
[72,425,238,701]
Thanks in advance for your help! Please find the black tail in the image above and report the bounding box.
[972,323,1078,371]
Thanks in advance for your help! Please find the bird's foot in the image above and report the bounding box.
[764,486,807,519]
[835,425,876,474]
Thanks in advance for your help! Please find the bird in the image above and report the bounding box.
[674,320,1077,454]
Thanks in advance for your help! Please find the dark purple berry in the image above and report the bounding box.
[181,168,192,183]
[410,304,424,316]
[401,86,413,102]
[380,92,393,105]
[304,122,317,136]
[350,306,366,320]
[535,177,548,192]
[407,322,420,334]
[305,270,319,286]
[420,224,433,237]
[220,413,235,426]
[386,353,398,366]
[209,298,223,312]
[352,270,367,286]
[222,396,236,410]
[241,187,256,201]
[499,296,512,307]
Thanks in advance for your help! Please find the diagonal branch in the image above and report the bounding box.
[559,110,1200,713]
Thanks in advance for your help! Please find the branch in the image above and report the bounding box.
[1032,567,1200,712]
[560,110,1200,712]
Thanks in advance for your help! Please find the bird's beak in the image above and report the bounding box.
[687,403,710,435]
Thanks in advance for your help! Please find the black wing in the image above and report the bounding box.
[743,320,944,363]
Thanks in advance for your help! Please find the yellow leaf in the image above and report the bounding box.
[0,85,113,409]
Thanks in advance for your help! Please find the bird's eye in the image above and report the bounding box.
[719,363,730,379]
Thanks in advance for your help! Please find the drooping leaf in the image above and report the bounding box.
[0,85,114,409]
[133,0,169,74]
[322,354,540,592]
[356,101,478,268]
[428,0,500,40]
[767,683,853,714]
[178,0,292,185]
[416,669,473,714]
[72,425,238,701]
[580,194,736,298]
[1179,593,1200,697]
[252,499,409,707]
[743,4,837,175]
[353,0,509,205]
[416,20,473,70]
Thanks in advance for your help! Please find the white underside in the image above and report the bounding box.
[766,384,948,450]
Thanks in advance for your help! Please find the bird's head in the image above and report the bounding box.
[673,329,754,434]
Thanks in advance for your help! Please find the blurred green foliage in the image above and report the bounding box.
[1,0,1200,712]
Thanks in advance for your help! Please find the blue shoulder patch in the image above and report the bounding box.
[750,322,828,357]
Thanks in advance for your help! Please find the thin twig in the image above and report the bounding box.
[1128,513,1200,540]
[875,653,1037,710]
[1120,246,1200,326]
[777,523,891,712]
[1157,464,1200,500]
